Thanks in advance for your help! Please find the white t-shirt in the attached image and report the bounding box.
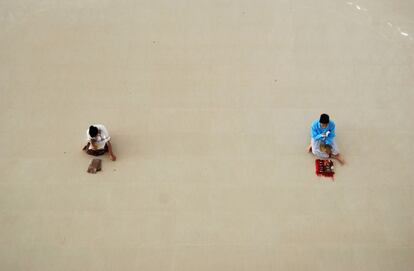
[86,124,111,150]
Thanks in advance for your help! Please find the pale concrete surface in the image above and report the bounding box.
[1,0,413,270]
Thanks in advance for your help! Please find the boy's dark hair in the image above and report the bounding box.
[319,114,330,124]
[89,125,98,137]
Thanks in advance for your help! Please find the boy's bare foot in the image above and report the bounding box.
[332,154,345,165]
[307,144,312,153]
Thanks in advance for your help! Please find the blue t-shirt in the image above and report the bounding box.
[310,119,336,145]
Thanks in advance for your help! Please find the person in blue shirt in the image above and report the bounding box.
[307,113,345,164]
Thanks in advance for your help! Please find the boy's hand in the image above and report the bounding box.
[110,154,117,161]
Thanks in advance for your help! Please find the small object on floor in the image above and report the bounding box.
[87,158,102,174]
[315,159,334,179]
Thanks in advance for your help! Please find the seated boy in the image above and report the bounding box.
[82,124,117,161]
[307,114,344,164]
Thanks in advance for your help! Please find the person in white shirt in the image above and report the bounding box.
[82,124,117,161]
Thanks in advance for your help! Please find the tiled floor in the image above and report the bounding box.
[1,0,413,270]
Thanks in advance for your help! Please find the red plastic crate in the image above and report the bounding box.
[315,159,335,179]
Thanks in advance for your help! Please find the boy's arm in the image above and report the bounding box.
[311,124,324,140]
[325,123,336,144]
[84,129,92,151]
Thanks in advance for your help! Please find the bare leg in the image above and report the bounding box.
[307,143,312,153]
[331,154,345,165]
[82,142,90,151]
[107,141,117,161]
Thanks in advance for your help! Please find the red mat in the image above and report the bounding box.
[315,159,334,179]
